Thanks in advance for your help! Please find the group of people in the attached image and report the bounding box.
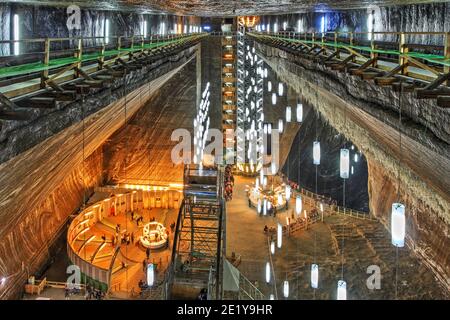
[224,165,234,201]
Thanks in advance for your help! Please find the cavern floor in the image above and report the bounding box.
[226,176,449,300]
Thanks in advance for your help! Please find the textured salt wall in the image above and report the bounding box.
[103,60,197,185]
[260,2,450,44]
[0,3,200,55]
[0,149,103,300]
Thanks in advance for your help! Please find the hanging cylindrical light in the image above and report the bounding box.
[283,280,289,298]
[269,294,275,300]
[264,68,268,78]
[263,199,267,215]
[340,148,350,179]
[296,102,303,122]
[278,119,284,133]
[313,141,320,165]
[285,185,291,200]
[295,195,302,215]
[268,81,272,92]
[272,93,277,105]
[311,264,319,289]
[277,193,283,205]
[278,82,284,96]
[391,203,405,247]
[257,199,262,214]
[277,223,282,248]
[354,153,359,162]
[147,263,155,286]
[270,241,275,255]
[286,106,292,122]
[271,162,277,175]
[265,262,271,283]
[337,280,347,300]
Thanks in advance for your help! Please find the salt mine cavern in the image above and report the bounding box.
[0,0,449,303]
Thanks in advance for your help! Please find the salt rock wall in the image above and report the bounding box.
[103,59,198,185]
[0,149,103,300]
[368,159,450,290]
[260,2,450,44]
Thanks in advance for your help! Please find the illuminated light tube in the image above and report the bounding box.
[337,280,347,300]
[354,153,359,162]
[277,193,283,205]
[313,141,321,165]
[257,199,262,214]
[265,262,271,283]
[391,203,405,247]
[13,14,20,55]
[285,185,291,200]
[268,81,272,92]
[286,106,292,122]
[340,149,350,179]
[278,82,284,96]
[295,195,302,215]
[278,119,283,133]
[263,199,267,215]
[277,223,282,248]
[311,264,319,289]
[272,93,277,105]
[283,280,289,298]
[147,263,155,286]
[271,162,277,175]
[269,294,275,300]
[270,241,275,255]
[296,102,303,122]
[264,68,268,78]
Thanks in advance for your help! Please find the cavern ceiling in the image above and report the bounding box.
[4,0,443,16]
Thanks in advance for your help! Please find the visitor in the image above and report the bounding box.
[197,288,207,300]
[143,259,147,272]
[264,225,268,233]
[146,247,150,259]
[64,286,70,300]
[131,232,134,244]
[101,234,106,242]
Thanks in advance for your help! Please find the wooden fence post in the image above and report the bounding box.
[41,38,50,88]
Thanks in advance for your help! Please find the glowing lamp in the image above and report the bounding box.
[278,119,283,133]
[278,193,283,205]
[313,141,320,165]
[311,264,319,289]
[269,294,275,300]
[295,195,302,215]
[265,262,271,283]
[268,81,272,92]
[285,185,291,200]
[286,106,292,122]
[337,280,347,300]
[257,199,262,214]
[277,223,282,248]
[283,281,289,298]
[147,263,155,286]
[296,103,303,122]
[271,162,277,175]
[270,241,275,255]
[278,83,284,96]
[340,149,350,179]
[272,93,277,105]
[391,203,405,247]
